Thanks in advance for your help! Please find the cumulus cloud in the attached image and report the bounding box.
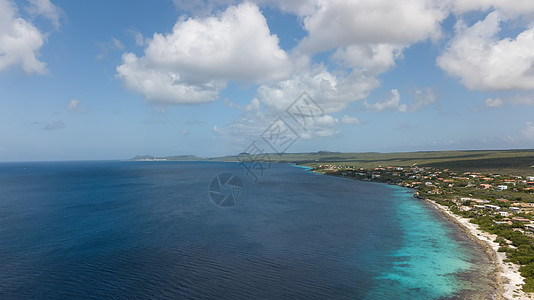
[331,44,405,75]
[42,120,65,130]
[447,0,534,17]
[213,104,342,149]
[485,97,504,108]
[341,115,361,125]
[257,65,379,113]
[128,30,145,46]
[482,95,534,109]
[66,99,89,114]
[297,0,446,55]
[302,115,340,138]
[0,0,48,74]
[26,0,62,29]
[117,2,290,105]
[410,87,437,111]
[365,89,407,112]
[437,11,534,91]
[224,98,260,112]
[117,53,224,105]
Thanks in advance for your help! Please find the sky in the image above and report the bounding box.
[2,0,534,161]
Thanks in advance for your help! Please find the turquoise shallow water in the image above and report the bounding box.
[0,161,494,299]
[367,186,468,298]
[366,185,495,299]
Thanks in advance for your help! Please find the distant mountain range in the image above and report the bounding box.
[127,149,534,176]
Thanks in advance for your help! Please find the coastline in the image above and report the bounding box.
[423,197,532,300]
[310,168,533,300]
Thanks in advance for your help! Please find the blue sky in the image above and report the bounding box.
[2,0,534,161]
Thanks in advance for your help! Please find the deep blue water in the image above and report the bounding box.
[0,161,494,299]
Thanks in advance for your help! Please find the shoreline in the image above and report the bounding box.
[421,197,526,299]
[311,169,533,299]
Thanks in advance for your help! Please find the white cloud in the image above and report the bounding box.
[297,0,446,55]
[223,98,261,112]
[410,87,437,111]
[117,53,225,105]
[365,89,406,112]
[212,110,274,144]
[213,104,342,148]
[257,65,379,113]
[331,44,405,75]
[26,0,62,29]
[128,30,145,46]
[485,97,504,108]
[111,37,124,50]
[483,95,534,109]
[341,115,361,125]
[0,0,47,74]
[42,120,65,130]
[117,3,290,105]
[447,0,534,17]
[66,99,89,114]
[305,115,340,137]
[245,98,260,111]
[437,11,534,91]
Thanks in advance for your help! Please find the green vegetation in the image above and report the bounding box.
[132,149,534,293]
[310,152,534,293]
[131,149,534,176]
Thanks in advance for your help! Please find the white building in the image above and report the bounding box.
[509,207,520,213]
[497,185,508,191]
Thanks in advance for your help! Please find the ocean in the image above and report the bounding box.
[0,161,495,299]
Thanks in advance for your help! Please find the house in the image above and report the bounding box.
[527,176,534,181]
[525,224,534,233]
[504,179,516,185]
[509,207,521,213]
[480,184,492,189]
[484,204,501,210]
[497,185,508,191]
[498,211,509,217]
[512,217,531,223]
[512,203,534,208]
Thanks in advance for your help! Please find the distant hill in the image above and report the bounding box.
[128,149,534,176]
